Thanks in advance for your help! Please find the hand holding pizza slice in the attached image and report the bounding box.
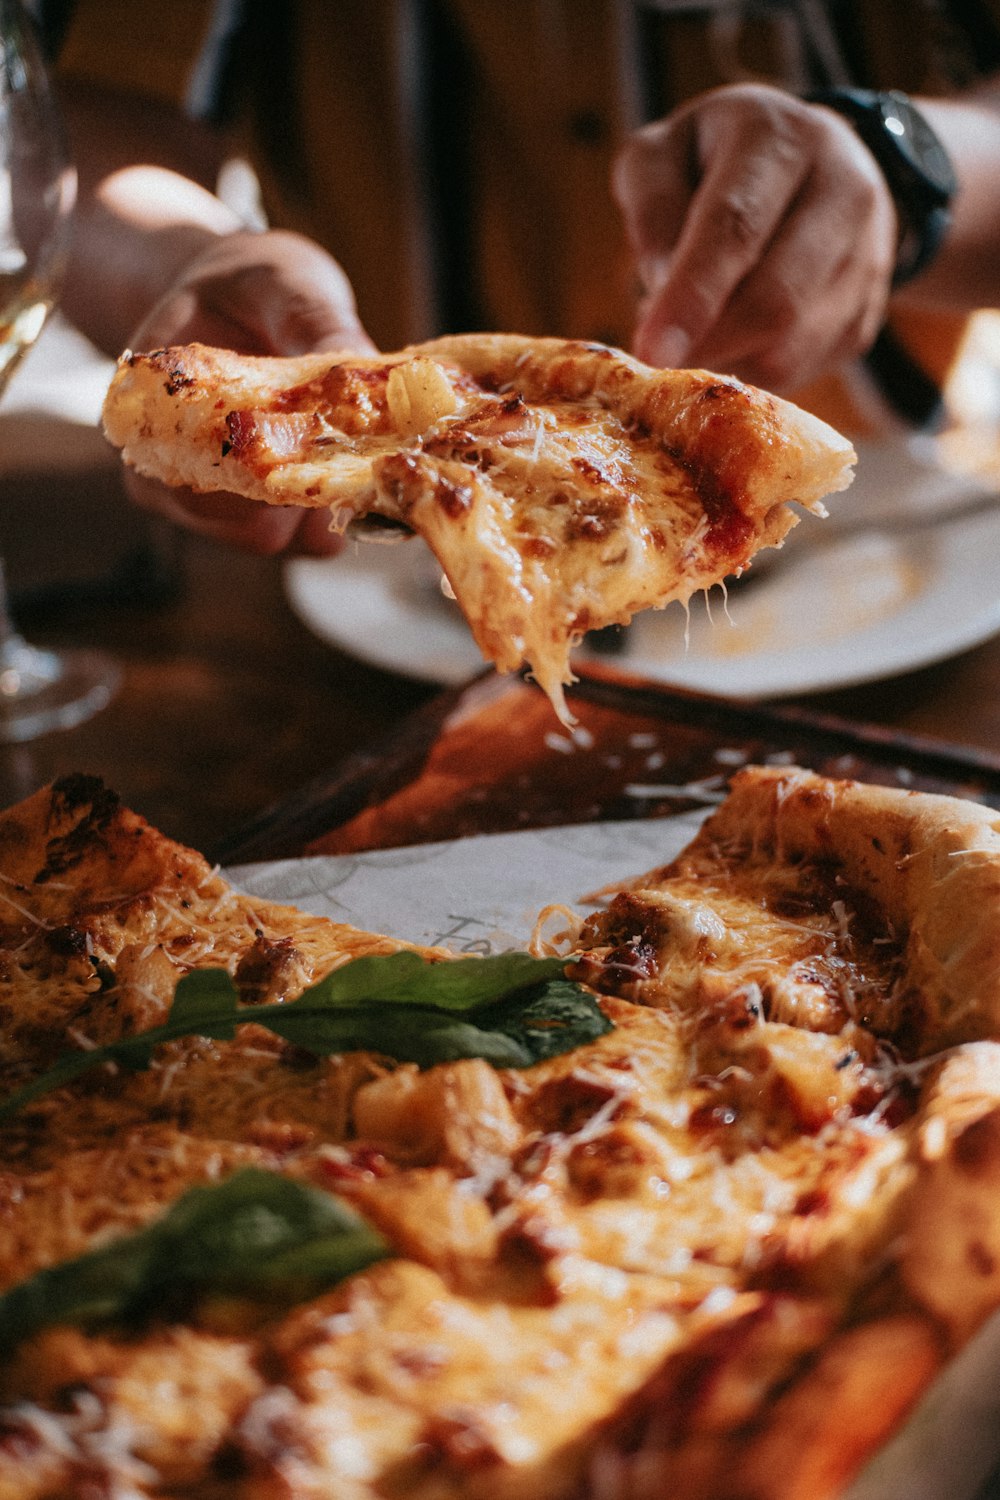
[102,334,855,720]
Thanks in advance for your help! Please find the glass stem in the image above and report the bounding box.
[0,558,60,699]
[0,556,22,656]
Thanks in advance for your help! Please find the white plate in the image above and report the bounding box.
[284,437,1000,699]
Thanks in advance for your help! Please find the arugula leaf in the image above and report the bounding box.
[0,1168,390,1351]
[0,950,612,1119]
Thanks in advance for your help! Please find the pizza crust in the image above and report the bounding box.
[102,335,855,720]
[685,766,1000,1049]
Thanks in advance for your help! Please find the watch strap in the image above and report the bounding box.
[807,87,956,286]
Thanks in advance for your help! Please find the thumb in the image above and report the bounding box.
[241,230,378,356]
[131,228,379,359]
[308,320,379,357]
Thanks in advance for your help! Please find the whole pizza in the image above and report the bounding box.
[1,769,999,1498]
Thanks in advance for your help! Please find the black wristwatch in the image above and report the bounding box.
[807,88,958,286]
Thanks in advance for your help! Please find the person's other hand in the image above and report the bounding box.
[613,83,898,393]
[124,227,377,556]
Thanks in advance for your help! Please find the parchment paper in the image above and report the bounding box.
[227,813,711,952]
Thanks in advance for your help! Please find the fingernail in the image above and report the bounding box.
[650,324,692,369]
[638,253,672,295]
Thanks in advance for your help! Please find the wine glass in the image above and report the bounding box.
[0,0,119,743]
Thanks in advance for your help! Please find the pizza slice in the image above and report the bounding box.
[2,770,1000,1497]
[101,335,855,720]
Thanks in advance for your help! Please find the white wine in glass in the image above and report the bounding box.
[0,0,119,743]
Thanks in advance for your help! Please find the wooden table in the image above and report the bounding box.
[4,456,1000,858]
[0,463,435,851]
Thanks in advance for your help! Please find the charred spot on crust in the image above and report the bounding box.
[48,774,117,822]
[160,361,195,397]
[767,888,830,919]
[35,778,122,884]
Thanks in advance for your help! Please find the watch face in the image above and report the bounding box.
[878,94,958,199]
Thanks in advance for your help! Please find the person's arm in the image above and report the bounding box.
[57,80,235,352]
[612,80,1000,394]
[905,79,1000,312]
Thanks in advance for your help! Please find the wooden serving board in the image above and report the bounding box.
[212,664,1000,865]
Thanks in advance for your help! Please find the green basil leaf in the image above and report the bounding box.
[255,976,611,1070]
[165,964,242,1035]
[0,1168,390,1351]
[298,949,568,1010]
[0,951,612,1120]
[476,977,618,1063]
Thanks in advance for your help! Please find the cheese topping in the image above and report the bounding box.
[3,769,999,1499]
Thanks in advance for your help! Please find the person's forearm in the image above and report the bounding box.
[898,86,1000,311]
[56,80,242,353]
[63,165,244,354]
